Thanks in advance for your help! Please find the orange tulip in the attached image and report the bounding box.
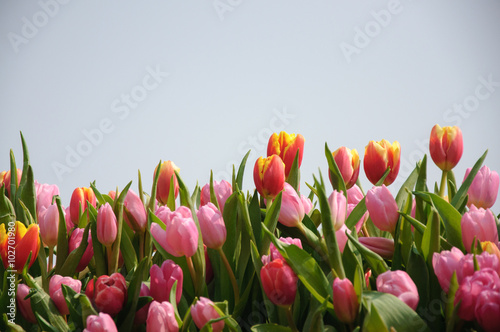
[2,168,22,197]
[154,161,180,205]
[363,139,401,186]
[0,221,40,272]
[253,155,285,200]
[70,187,97,225]
[331,146,360,189]
[267,132,305,178]
[429,124,463,171]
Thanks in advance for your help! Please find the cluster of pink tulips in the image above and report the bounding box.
[0,124,499,331]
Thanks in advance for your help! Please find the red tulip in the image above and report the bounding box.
[94,273,127,316]
[364,139,401,186]
[154,161,180,205]
[260,259,298,306]
[267,131,305,178]
[332,278,359,323]
[253,155,286,200]
[429,124,463,171]
[70,187,96,225]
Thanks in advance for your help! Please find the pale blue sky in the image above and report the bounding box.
[1,1,499,212]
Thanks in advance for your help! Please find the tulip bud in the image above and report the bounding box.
[278,183,305,227]
[463,166,499,209]
[3,168,22,197]
[461,205,498,252]
[147,301,179,332]
[191,297,225,332]
[84,313,118,332]
[328,190,347,231]
[124,189,147,233]
[332,278,359,324]
[429,124,463,171]
[267,131,305,178]
[154,161,180,205]
[16,283,37,324]
[150,259,183,304]
[134,283,151,326]
[331,146,360,189]
[376,270,419,310]
[69,227,93,272]
[0,221,40,272]
[364,139,401,186]
[94,273,127,316]
[70,187,97,225]
[254,155,286,200]
[269,237,303,262]
[35,181,60,217]
[260,259,298,306]
[365,185,399,234]
[97,203,117,247]
[200,180,232,213]
[475,289,500,332]
[358,237,394,259]
[431,247,464,293]
[39,204,60,248]
[197,202,226,249]
[300,194,313,215]
[150,206,199,257]
[49,274,82,315]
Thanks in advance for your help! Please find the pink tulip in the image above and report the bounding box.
[278,183,305,227]
[260,259,298,306]
[432,247,464,292]
[463,166,499,209]
[49,274,82,315]
[69,228,93,272]
[150,260,183,304]
[346,202,368,233]
[358,237,394,259]
[94,273,127,316]
[332,278,359,323]
[35,181,60,217]
[347,184,364,205]
[456,251,500,284]
[39,204,60,248]
[331,146,360,189]
[134,283,151,326]
[197,202,226,249]
[365,185,399,234]
[97,203,117,247]
[16,283,37,324]
[200,180,232,213]
[328,190,347,231]
[300,195,313,215]
[147,301,179,332]
[191,297,224,332]
[151,206,199,257]
[154,160,180,205]
[84,313,118,332]
[461,205,498,252]
[336,224,351,253]
[268,237,303,262]
[376,270,419,310]
[64,206,74,234]
[124,189,147,233]
[475,289,500,332]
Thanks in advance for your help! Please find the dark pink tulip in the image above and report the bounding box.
[475,289,500,332]
[278,183,305,227]
[191,297,224,332]
[260,259,298,306]
[365,185,399,234]
[197,202,226,249]
[146,301,179,332]
[97,203,117,247]
[124,189,147,233]
[461,205,498,252]
[35,181,60,217]
[456,251,500,284]
[39,204,60,248]
[332,277,359,323]
[150,260,183,304]
[463,166,499,209]
[84,313,117,332]
[134,283,151,326]
[49,274,82,316]
[432,247,464,292]
[69,227,93,272]
[200,180,232,213]
[16,283,37,324]
[94,273,127,316]
[358,237,394,259]
[328,190,347,231]
[376,270,419,310]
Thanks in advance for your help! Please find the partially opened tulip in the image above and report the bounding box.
[376,270,419,310]
[260,259,298,306]
[475,290,500,332]
[461,205,498,252]
[150,260,183,304]
[94,273,127,316]
[147,301,179,332]
[0,221,40,272]
[253,155,286,200]
[97,203,117,247]
[155,160,180,206]
[197,202,226,249]
[332,278,359,324]
[331,146,360,189]
[84,313,118,332]
[432,247,464,293]
[267,131,305,178]
[70,187,97,225]
[365,185,399,234]
[456,251,500,284]
[49,274,82,316]
[278,183,305,228]
[429,124,463,172]
[463,165,499,209]
[301,194,313,215]
[200,180,232,213]
[191,297,224,332]
[363,139,400,186]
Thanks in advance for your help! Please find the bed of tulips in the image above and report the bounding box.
[0,125,499,332]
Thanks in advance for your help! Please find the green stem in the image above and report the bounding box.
[217,247,240,305]
[285,305,299,332]
[106,245,113,275]
[439,170,448,198]
[48,246,54,271]
[186,256,198,295]
[139,232,145,262]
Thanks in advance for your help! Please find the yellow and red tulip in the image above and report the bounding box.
[429,124,463,171]
[0,221,40,272]
[253,155,285,200]
[69,187,97,225]
[154,161,180,205]
[363,139,401,186]
[267,131,305,178]
[331,146,360,189]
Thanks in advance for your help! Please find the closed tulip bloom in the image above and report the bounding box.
[278,183,305,227]
[147,301,179,332]
[3,168,22,197]
[267,131,305,178]
[461,205,498,252]
[463,166,499,209]
[200,180,232,213]
[35,181,60,217]
[365,185,399,234]
[94,273,127,316]
[16,283,37,324]
[475,290,500,332]
[347,184,364,205]
[358,237,394,259]
[456,251,500,284]
[69,227,94,272]
[363,140,401,186]
[432,247,464,293]
[300,194,313,215]
[49,274,82,316]
[123,189,147,233]
[150,260,183,304]
[377,270,419,310]
[70,187,97,225]
[134,283,151,326]
[191,297,224,332]
[97,203,117,247]
[336,224,351,253]
[151,206,199,257]
[39,204,60,248]
[332,278,359,324]
[155,161,180,205]
[253,155,286,200]
[328,190,347,231]
[260,259,298,306]
[331,146,360,189]
[84,313,118,332]
[0,221,40,272]
[429,124,463,171]
[197,202,226,249]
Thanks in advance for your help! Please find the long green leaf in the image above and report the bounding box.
[450,150,487,209]
[235,150,251,191]
[325,143,347,196]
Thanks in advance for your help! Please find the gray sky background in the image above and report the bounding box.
[1,1,499,212]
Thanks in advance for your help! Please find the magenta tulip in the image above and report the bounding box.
[38,204,60,248]
[260,259,298,306]
[200,180,232,213]
[365,185,399,234]
[475,289,500,332]
[358,237,394,259]
[376,270,419,310]
[16,283,37,324]
[69,227,93,272]
[97,203,117,247]
[124,189,147,233]
[84,313,118,332]
[49,274,82,316]
[461,205,498,252]
[278,183,305,227]
[146,301,179,332]
[432,247,464,292]
[197,202,226,249]
[328,190,347,231]
[150,260,183,304]
[332,278,359,323]
[191,297,224,332]
[94,273,127,316]
[463,166,499,209]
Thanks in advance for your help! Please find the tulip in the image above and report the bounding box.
[376,270,419,310]
[429,124,463,171]
[475,289,500,332]
[49,274,82,315]
[39,204,60,248]
[69,227,94,272]
[97,203,117,247]
[456,251,500,284]
[134,283,151,326]
[0,221,40,272]
[123,189,147,233]
[332,278,359,324]
[278,183,305,227]
[336,224,351,253]
[347,184,364,205]
[363,139,401,186]
[463,165,499,209]
[35,181,60,217]
[454,268,500,321]
[461,205,498,252]
[253,155,286,200]
[64,206,74,234]
[200,180,232,213]
[191,297,225,332]
[358,237,394,259]
[150,259,183,304]
[260,259,298,306]
[197,202,226,249]
[151,206,199,257]
[328,190,347,231]
[84,313,118,332]
[331,146,360,189]
[346,202,368,233]
[365,185,399,234]
[70,187,97,225]
[269,237,303,262]
[155,161,180,205]
[300,194,313,215]
[431,247,464,292]
[3,168,22,197]
[94,273,127,316]
[147,301,179,332]
[86,278,95,301]
[482,241,500,264]
[267,131,305,178]
[16,283,37,324]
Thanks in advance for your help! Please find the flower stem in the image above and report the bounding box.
[439,170,448,198]
[285,305,299,332]
[217,247,240,305]
[139,232,145,262]
[186,256,198,294]
[48,246,54,271]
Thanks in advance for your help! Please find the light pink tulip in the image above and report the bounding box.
[49,274,82,316]
[365,185,399,234]
[432,247,464,292]
[332,278,359,323]
[463,166,499,209]
[191,297,224,332]
[124,189,147,233]
[35,181,60,217]
[150,260,183,304]
[16,283,37,324]
[39,204,60,248]
[336,224,351,253]
[200,180,232,213]
[84,313,118,332]
[347,184,364,205]
[300,195,313,214]
[328,190,347,231]
[278,183,305,227]
[358,237,394,259]
[147,301,179,332]
[461,205,498,252]
[475,289,500,332]
[97,203,117,247]
[376,270,419,310]
[197,202,226,249]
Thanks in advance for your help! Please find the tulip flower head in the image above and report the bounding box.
[260,259,298,306]
[331,146,360,189]
[267,131,305,178]
[123,189,147,233]
[70,187,97,225]
[365,185,399,234]
[97,203,117,247]
[463,165,499,209]
[332,278,359,324]
[461,205,498,252]
[38,204,60,248]
[155,160,180,205]
[197,202,226,249]
[17,284,37,324]
[150,259,183,304]
[278,183,305,227]
[376,270,419,310]
[147,301,179,332]
[49,274,82,316]
[84,313,118,332]
[2,168,22,197]
[253,155,286,200]
[191,297,225,332]
[94,273,127,316]
[69,227,94,272]
[432,247,464,293]
[429,124,463,171]
[328,190,347,231]
[35,181,60,217]
[475,289,500,332]
[456,251,500,285]
[364,139,401,186]
[200,180,232,213]
[358,237,395,260]
[0,221,40,272]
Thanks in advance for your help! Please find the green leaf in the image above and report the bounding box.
[235,150,251,191]
[346,232,389,277]
[58,223,91,276]
[450,150,487,209]
[119,224,138,272]
[0,187,15,226]
[286,150,301,193]
[421,208,440,262]
[251,324,292,332]
[209,170,221,211]
[345,197,367,230]
[61,284,85,330]
[406,246,429,312]
[258,192,282,256]
[90,219,107,277]
[363,302,388,332]
[149,160,162,212]
[54,196,69,273]
[16,165,37,226]
[325,143,347,196]
[90,182,107,206]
